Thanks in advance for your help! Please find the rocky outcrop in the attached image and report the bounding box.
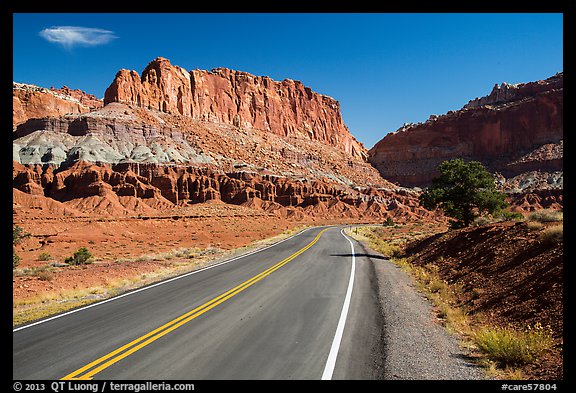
[464,72,563,109]
[13,82,103,127]
[104,57,366,160]
[368,73,563,187]
[12,160,437,222]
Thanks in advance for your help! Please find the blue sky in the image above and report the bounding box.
[13,13,563,149]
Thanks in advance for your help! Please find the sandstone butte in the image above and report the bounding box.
[104,57,366,161]
[368,72,563,188]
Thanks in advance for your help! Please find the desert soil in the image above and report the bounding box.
[12,200,376,325]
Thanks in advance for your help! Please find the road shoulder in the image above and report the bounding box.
[350,233,487,380]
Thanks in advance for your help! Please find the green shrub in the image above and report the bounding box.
[13,225,30,269]
[65,247,94,265]
[383,217,395,227]
[13,250,21,268]
[497,210,524,221]
[38,252,52,261]
[13,225,30,245]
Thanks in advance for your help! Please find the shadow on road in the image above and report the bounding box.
[330,253,388,260]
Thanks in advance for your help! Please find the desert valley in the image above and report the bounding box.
[13,56,563,380]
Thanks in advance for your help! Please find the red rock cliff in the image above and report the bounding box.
[13,82,103,127]
[368,73,563,187]
[104,57,366,160]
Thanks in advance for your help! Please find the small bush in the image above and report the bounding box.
[13,225,30,245]
[472,216,495,227]
[497,210,524,221]
[13,250,21,268]
[33,267,53,281]
[383,217,395,227]
[38,252,52,261]
[65,247,93,265]
[475,324,553,367]
[13,225,29,269]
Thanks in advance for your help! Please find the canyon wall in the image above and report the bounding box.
[368,73,563,187]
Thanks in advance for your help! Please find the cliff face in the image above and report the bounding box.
[13,82,103,127]
[104,57,366,160]
[368,73,563,187]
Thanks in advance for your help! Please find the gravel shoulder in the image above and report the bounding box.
[352,236,487,380]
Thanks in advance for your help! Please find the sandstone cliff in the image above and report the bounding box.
[13,82,103,127]
[104,57,366,160]
[368,73,563,187]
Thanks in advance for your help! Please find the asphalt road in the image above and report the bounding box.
[13,226,384,380]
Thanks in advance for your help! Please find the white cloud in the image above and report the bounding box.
[39,26,117,48]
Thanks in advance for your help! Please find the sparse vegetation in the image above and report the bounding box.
[472,210,524,227]
[13,225,30,268]
[13,251,21,269]
[14,265,54,281]
[526,221,544,231]
[64,247,94,265]
[528,209,563,223]
[347,223,561,379]
[38,252,52,261]
[33,267,54,281]
[13,225,310,327]
[539,224,563,244]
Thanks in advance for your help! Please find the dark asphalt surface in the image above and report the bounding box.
[13,226,382,380]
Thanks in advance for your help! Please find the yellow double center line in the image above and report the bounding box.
[62,228,329,380]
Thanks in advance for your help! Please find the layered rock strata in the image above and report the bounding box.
[13,101,385,190]
[12,160,435,222]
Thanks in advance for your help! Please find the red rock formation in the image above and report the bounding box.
[52,86,103,110]
[12,161,438,222]
[13,82,103,127]
[104,57,366,160]
[368,73,563,187]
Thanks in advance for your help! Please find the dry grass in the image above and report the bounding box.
[474,323,554,367]
[539,224,563,244]
[528,209,563,223]
[13,225,311,327]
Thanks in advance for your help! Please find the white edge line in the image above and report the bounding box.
[13,226,315,332]
[321,228,356,380]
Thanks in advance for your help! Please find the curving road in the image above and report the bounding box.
[13,226,384,380]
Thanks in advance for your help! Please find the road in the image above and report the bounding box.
[13,226,384,380]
